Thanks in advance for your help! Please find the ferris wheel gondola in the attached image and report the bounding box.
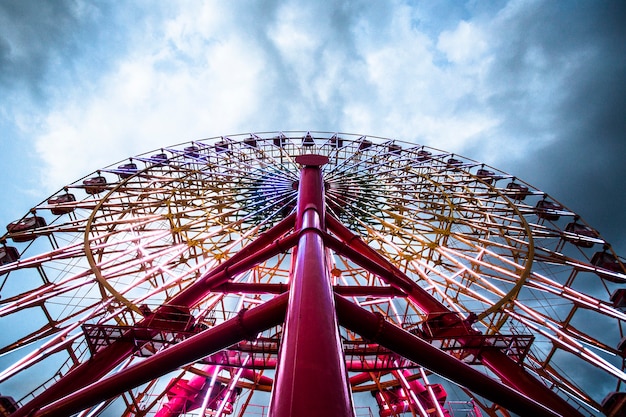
[0,131,625,417]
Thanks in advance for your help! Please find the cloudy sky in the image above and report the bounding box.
[0,0,625,256]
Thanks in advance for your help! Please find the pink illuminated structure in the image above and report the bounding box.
[1,133,625,417]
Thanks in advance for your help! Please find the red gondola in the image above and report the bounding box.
[535,200,561,221]
[184,146,200,158]
[47,193,76,215]
[329,136,344,148]
[388,144,402,155]
[563,221,599,248]
[417,150,432,161]
[7,216,47,242]
[611,289,626,309]
[505,182,529,201]
[359,139,372,150]
[476,168,496,184]
[591,251,624,275]
[215,141,230,153]
[302,134,315,147]
[117,163,138,179]
[0,245,19,267]
[83,176,107,194]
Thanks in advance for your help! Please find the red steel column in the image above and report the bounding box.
[269,155,354,417]
[325,215,583,417]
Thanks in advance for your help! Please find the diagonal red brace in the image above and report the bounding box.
[325,213,583,417]
[12,214,297,417]
[334,294,563,417]
[32,293,288,417]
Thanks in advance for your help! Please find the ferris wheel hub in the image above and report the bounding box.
[295,154,329,166]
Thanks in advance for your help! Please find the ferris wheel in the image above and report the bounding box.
[0,131,625,417]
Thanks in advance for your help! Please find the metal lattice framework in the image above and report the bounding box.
[1,131,625,417]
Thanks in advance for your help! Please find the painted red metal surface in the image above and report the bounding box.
[11,215,297,417]
[325,214,583,417]
[155,358,266,416]
[270,155,354,417]
[154,365,218,417]
[334,294,563,417]
[33,293,288,417]
[14,153,584,417]
[213,282,403,298]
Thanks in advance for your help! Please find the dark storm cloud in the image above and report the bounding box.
[0,0,167,219]
[0,1,159,105]
[458,2,626,404]
[477,1,626,253]
[0,1,83,99]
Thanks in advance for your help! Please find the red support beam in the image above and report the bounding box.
[154,364,218,417]
[32,293,288,417]
[334,285,405,298]
[269,155,354,417]
[326,214,584,417]
[212,282,289,294]
[212,282,403,298]
[323,230,450,316]
[169,228,299,307]
[10,341,138,417]
[334,294,565,417]
[12,215,297,417]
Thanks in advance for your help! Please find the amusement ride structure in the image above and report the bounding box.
[0,131,625,417]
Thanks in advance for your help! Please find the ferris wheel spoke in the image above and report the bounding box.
[506,302,626,377]
[527,273,626,322]
[1,132,624,417]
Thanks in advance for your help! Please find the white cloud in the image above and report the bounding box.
[28,1,507,192]
[347,7,498,150]
[437,21,489,65]
[24,0,564,196]
[35,19,268,190]
[269,3,322,64]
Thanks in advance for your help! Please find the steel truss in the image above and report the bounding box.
[1,132,625,417]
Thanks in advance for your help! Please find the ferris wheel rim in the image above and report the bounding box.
[0,131,624,417]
